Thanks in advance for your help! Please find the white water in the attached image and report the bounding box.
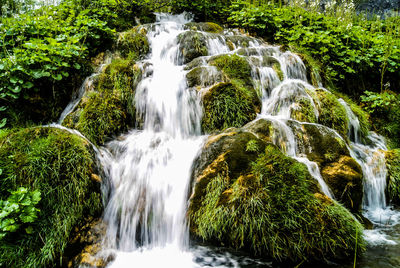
[339,99,400,245]
[96,14,207,267]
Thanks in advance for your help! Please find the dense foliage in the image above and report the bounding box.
[227,1,400,96]
[0,127,102,267]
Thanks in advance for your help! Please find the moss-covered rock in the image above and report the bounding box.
[307,88,349,139]
[189,130,365,263]
[185,22,223,33]
[225,35,256,50]
[201,82,259,133]
[64,58,142,145]
[290,97,318,123]
[186,66,224,88]
[200,53,261,133]
[209,54,253,88]
[288,121,363,212]
[0,127,102,268]
[386,149,400,205]
[117,27,150,60]
[66,218,109,268]
[178,31,208,64]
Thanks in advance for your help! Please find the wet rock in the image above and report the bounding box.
[321,156,364,212]
[185,22,224,33]
[289,121,363,212]
[66,218,111,268]
[186,66,224,88]
[177,31,208,64]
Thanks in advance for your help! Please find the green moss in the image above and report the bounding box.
[117,28,150,60]
[64,58,141,145]
[76,91,127,145]
[210,54,253,88]
[190,144,365,263]
[272,62,284,81]
[178,31,208,64]
[201,82,258,133]
[290,97,317,123]
[0,127,102,268]
[386,149,400,205]
[308,88,349,139]
[185,22,224,33]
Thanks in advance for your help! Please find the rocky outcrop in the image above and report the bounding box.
[189,127,365,263]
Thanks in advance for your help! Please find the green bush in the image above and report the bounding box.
[0,187,41,240]
[361,90,400,148]
[171,0,233,22]
[0,127,102,267]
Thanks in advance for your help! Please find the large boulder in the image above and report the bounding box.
[289,121,363,212]
[189,128,365,263]
[0,127,102,268]
[244,118,364,212]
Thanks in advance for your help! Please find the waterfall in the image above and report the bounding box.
[93,14,208,266]
[54,12,400,266]
[339,99,400,244]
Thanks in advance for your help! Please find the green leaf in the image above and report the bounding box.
[53,74,62,81]
[25,226,34,234]
[0,118,6,128]
[22,82,34,89]
[73,63,81,70]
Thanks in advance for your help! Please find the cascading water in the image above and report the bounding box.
[53,12,400,267]
[95,14,207,267]
[339,99,400,245]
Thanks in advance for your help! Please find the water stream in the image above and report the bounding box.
[56,13,400,268]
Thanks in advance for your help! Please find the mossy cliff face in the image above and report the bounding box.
[0,127,102,268]
[386,149,400,206]
[189,128,365,263]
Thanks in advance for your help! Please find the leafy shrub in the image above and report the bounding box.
[0,187,41,240]
[361,90,400,148]
[171,0,233,22]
